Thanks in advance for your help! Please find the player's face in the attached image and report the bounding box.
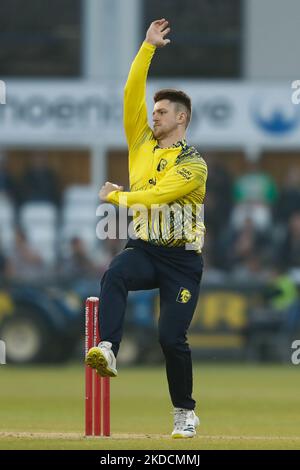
[152,99,180,139]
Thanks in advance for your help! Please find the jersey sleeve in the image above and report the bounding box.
[123,42,156,150]
[107,159,207,208]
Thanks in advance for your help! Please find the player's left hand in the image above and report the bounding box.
[145,19,171,48]
[99,182,124,201]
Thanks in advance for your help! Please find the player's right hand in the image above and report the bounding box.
[145,19,171,48]
[99,182,124,202]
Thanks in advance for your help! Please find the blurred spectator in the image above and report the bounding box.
[59,237,99,280]
[202,231,226,282]
[233,160,278,205]
[205,156,233,233]
[20,153,61,206]
[7,227,47,281]
[96,238,126,277]
[202,255,226,284]
[232,160,278,231]
[0,152,17,203]
[245,267,300,361]
[276,212,300,269]
[275,168,300,223]
[0,253,7,279]
[263,266,299,312]
[0,237,10,280]
[57,237,123,300]
[219,217,271,270]
[102,237,124,259]
[231,254,270,282]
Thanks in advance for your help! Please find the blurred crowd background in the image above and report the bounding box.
[1,151,300,285]
[0,0,300,364]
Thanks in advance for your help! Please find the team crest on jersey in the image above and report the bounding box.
[157,158,168,171]
[176,287,192,304]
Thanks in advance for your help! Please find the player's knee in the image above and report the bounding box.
[102,264,127,284]
[158,334,180,352]
[159,332,190,354]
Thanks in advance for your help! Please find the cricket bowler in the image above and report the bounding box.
[86,18,207,438]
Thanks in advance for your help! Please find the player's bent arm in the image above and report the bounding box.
[107,162,207,209]
[124,42,156,149]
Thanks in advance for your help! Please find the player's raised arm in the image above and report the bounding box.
[123,19,171,149]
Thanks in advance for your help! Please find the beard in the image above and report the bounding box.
[153,124,171,140]
[153,126,163,139]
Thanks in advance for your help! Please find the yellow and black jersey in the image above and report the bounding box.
[107,41,207,250]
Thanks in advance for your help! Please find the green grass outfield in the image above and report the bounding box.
[0,363,300,450]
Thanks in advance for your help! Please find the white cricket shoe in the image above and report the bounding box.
[171,408,200,439]
[85,341,118,377]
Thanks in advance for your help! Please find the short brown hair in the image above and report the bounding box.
[153,89,192,128]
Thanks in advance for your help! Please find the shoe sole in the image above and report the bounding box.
[171,433,195,439]
[85,347,117,378]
